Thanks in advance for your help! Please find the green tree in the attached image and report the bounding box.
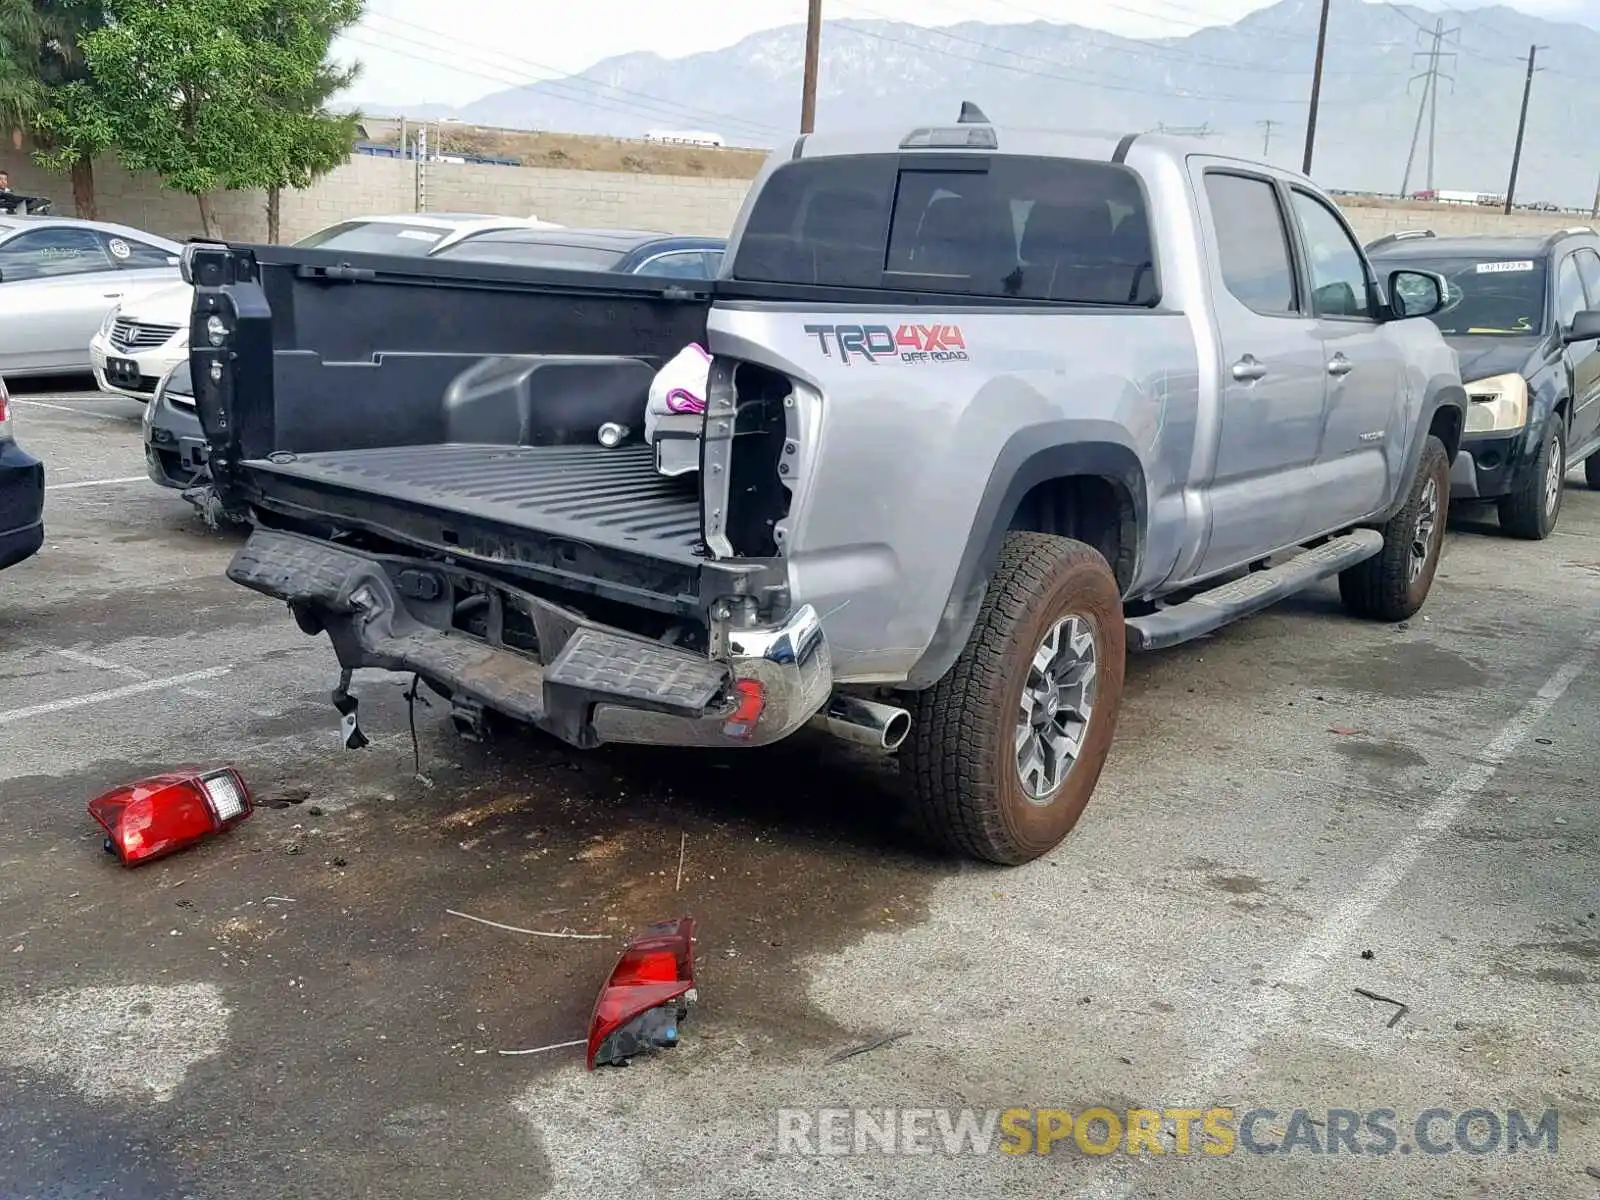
[40,0,258,232]
[244,0,362,242]
[0,2,43,137]
[44,0,362,237]
[3,0,108,217]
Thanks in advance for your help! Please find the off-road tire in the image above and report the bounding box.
[1338,434,1449,622]
[1498,418,1564,540]
[1584,449,1600,490]
[903,532,1125,866]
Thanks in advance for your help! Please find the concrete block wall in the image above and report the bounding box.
[4,141,752,243]
[1341,204,1594,242]
[3,136,1589,246]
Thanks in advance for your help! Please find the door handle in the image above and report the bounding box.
[1327,353,1353,377]
[1231,355,1267,382]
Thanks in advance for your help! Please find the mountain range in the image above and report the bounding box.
[345,0,1600,206]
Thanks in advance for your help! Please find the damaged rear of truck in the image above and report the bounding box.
[188,245,834,753]
[189,115,1463,865]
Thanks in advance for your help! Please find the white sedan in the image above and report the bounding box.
[91,211,567,400]
[0,215,182,380]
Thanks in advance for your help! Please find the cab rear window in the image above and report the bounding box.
[731,153,1158,305]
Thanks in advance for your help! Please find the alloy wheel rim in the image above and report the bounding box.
[1409,476,1439,585]
[1014,614,1098,802]
[1545,435,1564,517]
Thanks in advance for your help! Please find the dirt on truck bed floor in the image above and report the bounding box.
[1,384,1598,1200]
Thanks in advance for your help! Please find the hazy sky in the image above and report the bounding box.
[337,0,1594,109]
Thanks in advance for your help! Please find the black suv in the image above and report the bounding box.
[1367,227,1600,539]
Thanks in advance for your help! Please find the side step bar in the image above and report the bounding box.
[1125,530,1384,652]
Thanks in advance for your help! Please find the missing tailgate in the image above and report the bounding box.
[703,359,799,560]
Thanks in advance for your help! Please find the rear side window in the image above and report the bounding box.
[0,227,114,280]
[435,237,624,271]
[1204,172,1297,316]
[105,235,177,268]
[295,220,452,256]
[1557,255,1587,326]
[731,154,1158,305]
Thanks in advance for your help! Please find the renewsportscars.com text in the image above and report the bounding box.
[776,1106,1559,1157]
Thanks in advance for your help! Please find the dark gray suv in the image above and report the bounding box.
[1367,226,1600,539]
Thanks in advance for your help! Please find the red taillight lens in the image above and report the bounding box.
[721,679,765,739]
[587,917,696,1069]
[87,767,253,867]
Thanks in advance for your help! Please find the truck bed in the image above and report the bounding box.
[246,442,706,563]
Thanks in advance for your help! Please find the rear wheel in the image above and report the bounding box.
[1339,434,1449,622]
[1498,418,1564,539]
[904,532,1125,865]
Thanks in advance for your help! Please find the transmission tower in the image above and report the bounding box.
[1401,18,1457,197]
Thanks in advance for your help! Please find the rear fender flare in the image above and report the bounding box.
[901,421,1147,690]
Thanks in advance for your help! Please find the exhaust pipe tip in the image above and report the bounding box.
[810,694,913,754]
[880,708,912,752]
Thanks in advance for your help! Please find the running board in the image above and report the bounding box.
[1126,530,1385,652]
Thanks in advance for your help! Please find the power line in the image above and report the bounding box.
[839,0,1412,80]
[355,15,789,140]
[948,0,1398,74]
[825,16,1365,106]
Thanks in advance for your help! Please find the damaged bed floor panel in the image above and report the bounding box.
[1,389,1597,1200]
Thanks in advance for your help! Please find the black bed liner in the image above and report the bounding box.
[239,441,782,615]
[247,442,704,559]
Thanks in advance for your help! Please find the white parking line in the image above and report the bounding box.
[1070,629,1600,1199]
[45,476,148,492]
[50,647,216,699]
[11,399,126,420]
[0,666,233,726]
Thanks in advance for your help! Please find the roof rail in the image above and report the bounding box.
[1540,226,1597,252]
[1365,229,1436,251]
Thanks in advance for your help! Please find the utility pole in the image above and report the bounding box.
[1301,0,1331,174]
[415,123,428,213]
[1257,118,1279,157]
[1503,44,1545,214]
[1590,166,1600,220]
[800,0,823,134]
[1401,18,1457,197]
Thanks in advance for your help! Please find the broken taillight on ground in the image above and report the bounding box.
[87,767,253,867]
[587,917,697,1069]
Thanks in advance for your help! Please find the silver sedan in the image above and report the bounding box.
[0,216,182,377]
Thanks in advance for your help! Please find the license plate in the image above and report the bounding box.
[106,356,140,383]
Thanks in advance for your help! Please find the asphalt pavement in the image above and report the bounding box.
[1,385,1596,1200]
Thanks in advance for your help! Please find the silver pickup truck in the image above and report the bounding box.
[187,106,1467,865]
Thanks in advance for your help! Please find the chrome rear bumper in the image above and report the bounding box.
[227,528,831,750]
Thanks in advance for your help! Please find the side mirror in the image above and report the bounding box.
[1563,309,1600,344]
[1388,268,1446,319]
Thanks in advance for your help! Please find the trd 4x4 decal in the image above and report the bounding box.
[803,323,969,366]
